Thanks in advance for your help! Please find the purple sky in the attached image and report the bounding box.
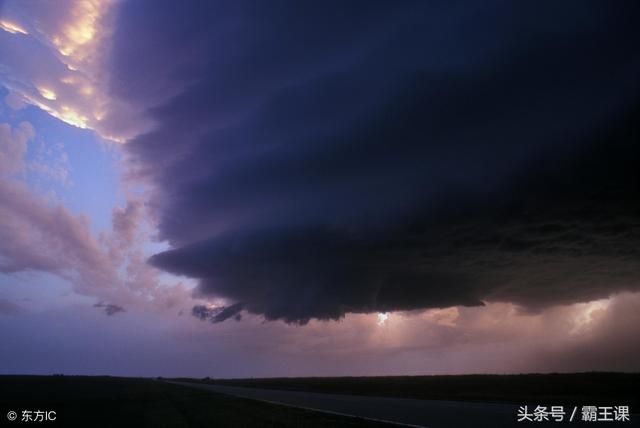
[1,0,639,377]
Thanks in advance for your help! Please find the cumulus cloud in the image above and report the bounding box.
[0,120,190,315]
[0,121,32,174]
[106,1,640,323]
[4,91,26,110]
[107,199,143,260]
[1,123,114,299]
[0,169,120,302]
[27,139,73,188]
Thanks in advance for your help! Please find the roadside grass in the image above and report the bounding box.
[174,372,640,408]
[0,375,392,427]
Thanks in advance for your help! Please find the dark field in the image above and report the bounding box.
[1,373,637,427]
[0,376,392,428]
[176,372,640,409]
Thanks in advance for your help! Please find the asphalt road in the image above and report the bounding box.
[170,381,521,427]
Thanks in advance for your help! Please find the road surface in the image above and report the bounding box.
[170,381,522,427]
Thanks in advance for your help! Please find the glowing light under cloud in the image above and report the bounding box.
[571,298,611,334]
[377,312,390,326]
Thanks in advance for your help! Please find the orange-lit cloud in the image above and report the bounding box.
[37,86,57,100]
[0,20,28,35]
[49,0,112,65]
[0,0,149,143]
[185,293,640,375]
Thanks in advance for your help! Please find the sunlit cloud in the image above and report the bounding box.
[0,20,28,35]
[21,94,89,129]
[58,105,89,128]
[60,76,78,85]
[49,0,108,64]
[0,0,148,143]
[37,86,57,100]
[422,307,460,327]
[570,298,611,335]
[80,85,94,96]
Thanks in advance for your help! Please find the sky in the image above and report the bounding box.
[1,0,639,378]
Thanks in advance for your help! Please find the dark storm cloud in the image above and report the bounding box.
[93,302,125,316]
[112,1,640,323]
[192,303,244,323]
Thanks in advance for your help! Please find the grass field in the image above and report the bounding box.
[2,373,637,427]
[175,372,640,409]
[0,376,392,427]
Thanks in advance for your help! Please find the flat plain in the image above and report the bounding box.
[0,375,393,427]
[174,372,640,408]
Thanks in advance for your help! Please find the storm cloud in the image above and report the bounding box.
[109,1,640,322]
[93,301,125,316]
[192,303,243,323]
